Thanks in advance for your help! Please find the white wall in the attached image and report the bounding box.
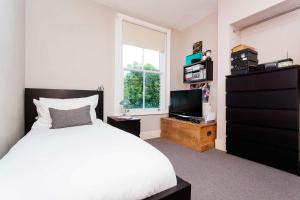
[170,30,185,91]
[217,0,288,151]
[0,0,25,157]
[172,12,218,112]
[26,0,116,118]
[241,8,300,65]
[26,0,168,133]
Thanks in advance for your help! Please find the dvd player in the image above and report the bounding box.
[170,113,203,124]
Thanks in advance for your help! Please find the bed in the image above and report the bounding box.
[0,88,190,200]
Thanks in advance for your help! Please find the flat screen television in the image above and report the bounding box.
[169,89,202,118]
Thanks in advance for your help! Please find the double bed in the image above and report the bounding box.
[0,88,190,200]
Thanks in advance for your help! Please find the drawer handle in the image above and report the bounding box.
[207,131,212,136]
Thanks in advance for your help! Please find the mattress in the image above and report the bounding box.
[0,120,177,200]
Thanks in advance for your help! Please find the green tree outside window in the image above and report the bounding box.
[124,63,160,109]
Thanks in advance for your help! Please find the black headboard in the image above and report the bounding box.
[25,88,104,134]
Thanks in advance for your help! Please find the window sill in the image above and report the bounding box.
[114,110,168,116]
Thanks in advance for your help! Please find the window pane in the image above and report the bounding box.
[123,44,143,69]
[143,49,160,71]
[123,70,143,109]
[145,73,160,108]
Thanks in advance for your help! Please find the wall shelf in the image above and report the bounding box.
[183,60,213,83]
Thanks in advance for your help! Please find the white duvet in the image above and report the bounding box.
[0,121,177,200]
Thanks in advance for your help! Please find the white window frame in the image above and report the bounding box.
[114,13,171,116]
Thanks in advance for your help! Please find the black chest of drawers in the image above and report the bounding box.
[226,66,300,175]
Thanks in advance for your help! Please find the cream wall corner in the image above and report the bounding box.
[0,0,25,157]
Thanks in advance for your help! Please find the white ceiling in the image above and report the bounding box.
[94,0,217,30]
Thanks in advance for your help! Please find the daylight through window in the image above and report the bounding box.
[117,18,170,114]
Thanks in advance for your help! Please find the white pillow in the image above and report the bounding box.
[35,95,99,127]
[33,99,51,128]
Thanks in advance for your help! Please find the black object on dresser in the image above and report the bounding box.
[107,116,141,137]
[226,66,300,175]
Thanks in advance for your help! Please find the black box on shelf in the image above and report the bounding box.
[231,48,258,62]
[231,60,258,68]
[231,65,264,75]
[231,48,259,75]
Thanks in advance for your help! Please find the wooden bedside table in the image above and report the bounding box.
[107,116,141,137]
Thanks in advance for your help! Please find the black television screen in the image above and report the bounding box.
[170,89,202,117]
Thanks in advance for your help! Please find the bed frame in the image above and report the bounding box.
[24,88,104,134]
[24,88,191,200]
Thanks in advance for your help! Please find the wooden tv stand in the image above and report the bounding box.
[161,117,216,152]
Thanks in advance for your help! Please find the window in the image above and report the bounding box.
[115,14,170,115]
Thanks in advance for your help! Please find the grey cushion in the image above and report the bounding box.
[49,105,92,129]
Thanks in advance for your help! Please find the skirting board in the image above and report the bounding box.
[215,138,226,152]
[141,130,161,140]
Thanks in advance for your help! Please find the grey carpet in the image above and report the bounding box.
[147,138,300,200]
